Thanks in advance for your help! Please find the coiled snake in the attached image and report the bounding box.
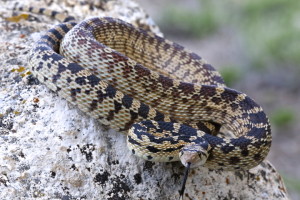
[12,6,272,199]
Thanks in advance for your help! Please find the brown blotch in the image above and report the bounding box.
[202,63,215,71]
[200,101,208,107]
[229,156,241,165]
[158,75,173,89]
[211,97,222,104]
[178,82,195,95]
[171,90,181,98]
[134,64,151,77]
[180,51,187,59]
[221,90,238,103]
[253,153,261,161]
[230,103,239,111]
[106,110,115,121]
[241,149,249,157]
[90,100,98,111]
[199,86,216,100]
[206,152,214,161]
[163,43,171,51]
[191,94,200,101]
[226,177,230,184]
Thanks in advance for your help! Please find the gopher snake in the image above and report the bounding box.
[12,6,272,198]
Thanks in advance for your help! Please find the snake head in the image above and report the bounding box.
[178,142,210,199]
[179,143,210,168]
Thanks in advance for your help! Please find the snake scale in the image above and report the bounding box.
[12,5,272,198]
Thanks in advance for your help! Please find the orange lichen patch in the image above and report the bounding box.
[256,176,260,181]
[226,177,230,184]
[11,66,31,77]
[20,71,31,77]
[33,97,39,103]
[11,66,26,73]
[5,14,29,23]
[14,111,21,115]
[278,186,286,193]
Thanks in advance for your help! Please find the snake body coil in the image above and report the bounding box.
[18,6,271,171]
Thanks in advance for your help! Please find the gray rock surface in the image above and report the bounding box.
[0,0,288,199]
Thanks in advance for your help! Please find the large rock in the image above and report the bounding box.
[0,0,288,199]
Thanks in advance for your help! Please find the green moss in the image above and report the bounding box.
[270,108,295,128]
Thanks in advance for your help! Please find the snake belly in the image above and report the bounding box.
[28,17,272,170]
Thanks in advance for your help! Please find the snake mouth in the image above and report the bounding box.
[179,143,210,168]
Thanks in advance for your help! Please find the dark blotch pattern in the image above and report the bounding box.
[158,75,173,89]
[178,82,195,95]
[247,127,266,139]
[114,100,123,113]
[87,75,101,87]
[253,153,261,161]
[220,144,235,154]
[70,88,81,97]
[229,156,241,165]
[67,63,84,74]
[146,146,160,153]
[241,149,249,157]
[147,155,153,160]
[249,111,268,124]
[122,95,133,109]
[138,103,149,119]
[128,136,140,146]
[90,100,98,110]
[75,77,87,85]
[27,17,271,171]
[239,96,257,111]
[220,89,238,103]
[211,97,222,104]
[199,86,216,100]
[153,111,165,122]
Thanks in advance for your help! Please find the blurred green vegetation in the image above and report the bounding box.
[233,0,300,70]
[270,107,295,128]
[283,175,300,194]
[161,1,219,37]
[219,66,242,87]
[161,0,300,71]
